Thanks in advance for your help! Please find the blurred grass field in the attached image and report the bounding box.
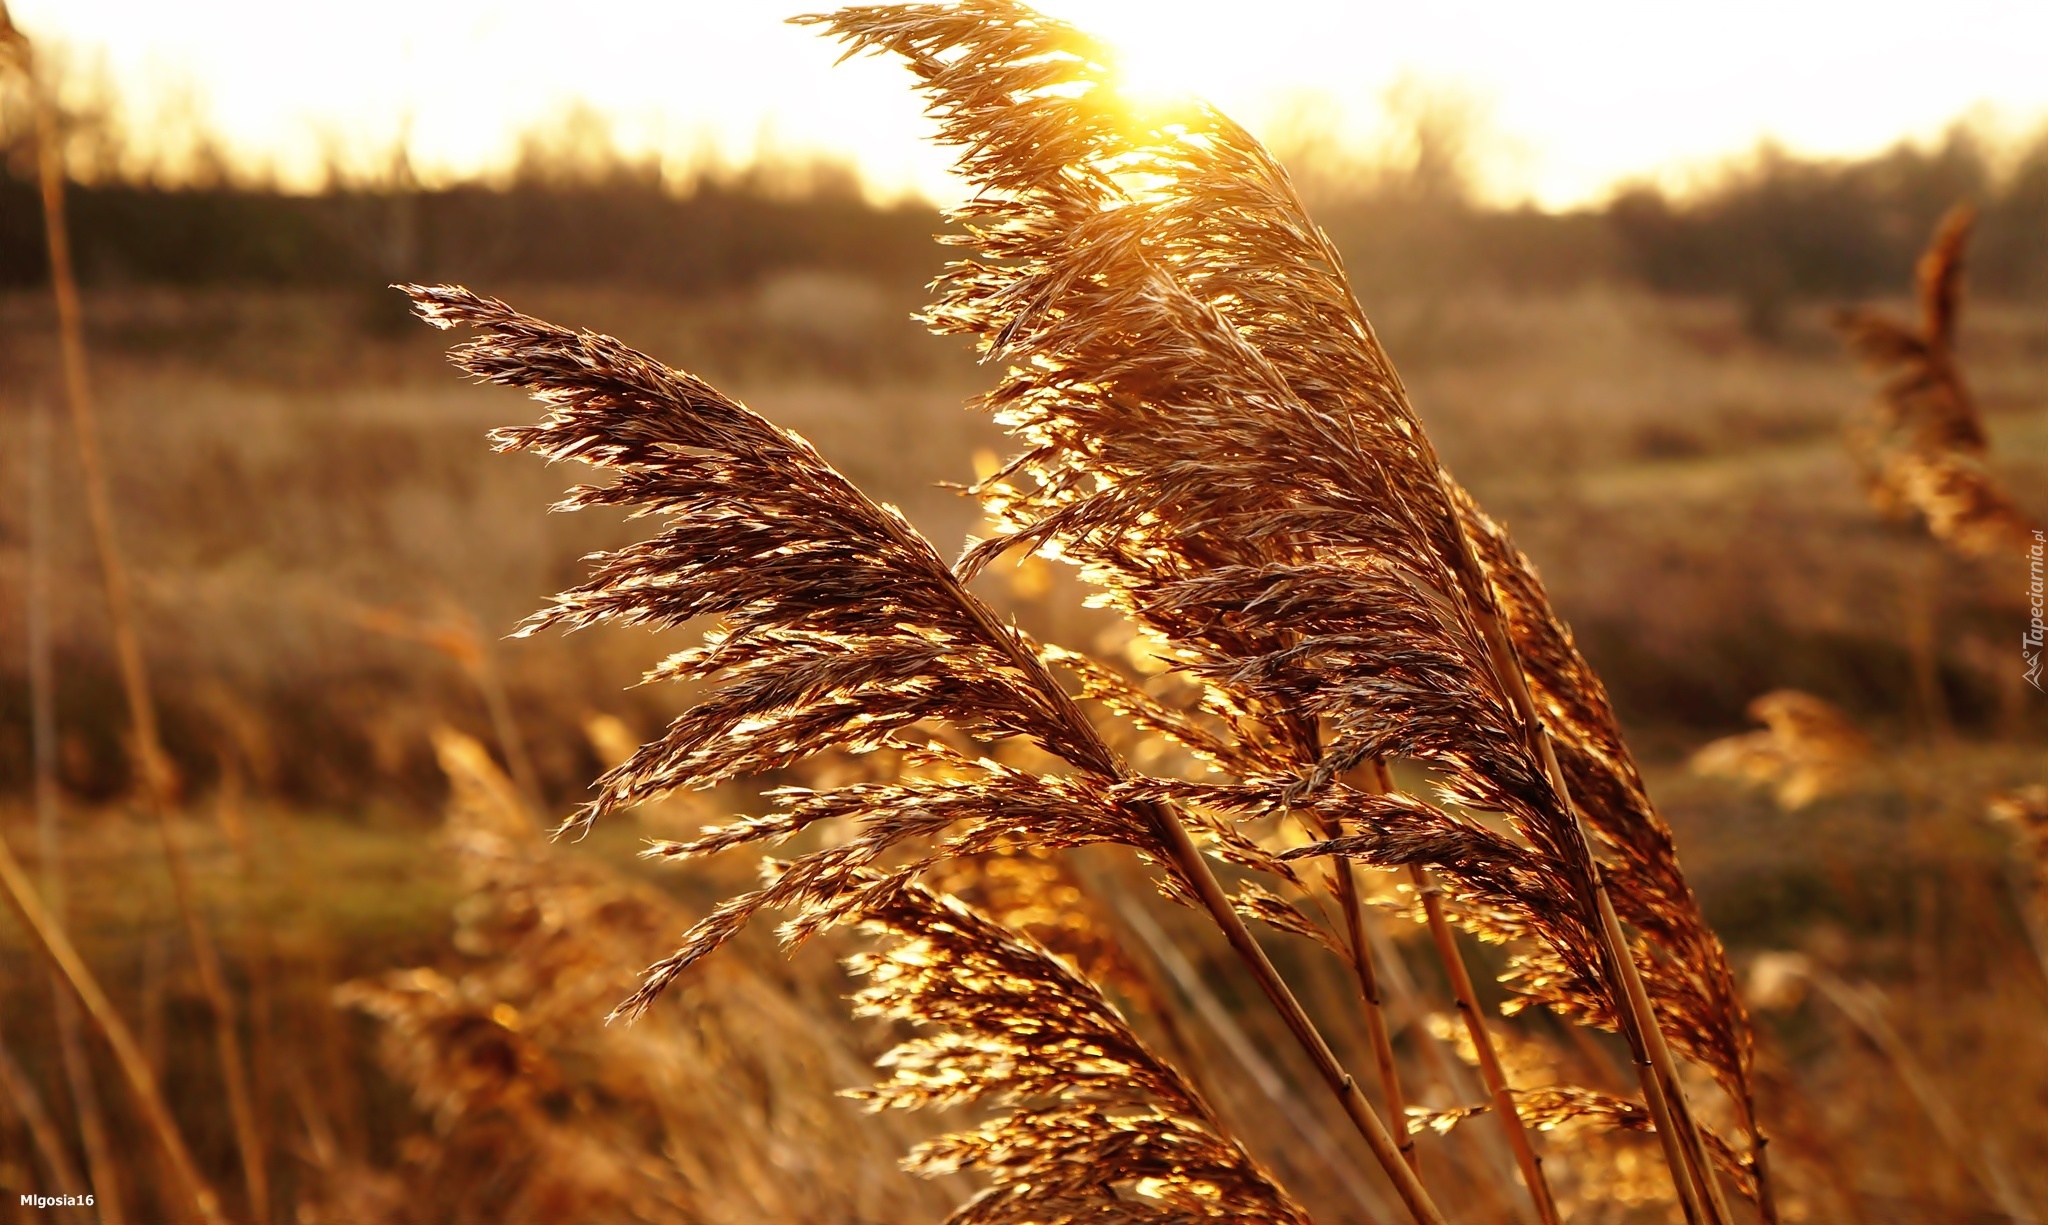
[0,265,2043,1220]
[3,275,2041,800]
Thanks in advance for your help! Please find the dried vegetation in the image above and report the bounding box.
[0,3,2043,1224]
[397,5,1784,1218]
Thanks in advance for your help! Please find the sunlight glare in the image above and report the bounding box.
[1102,27,1202,112]
[13,0,2048,208]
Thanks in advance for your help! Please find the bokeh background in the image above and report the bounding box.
[0,3,2044,1222]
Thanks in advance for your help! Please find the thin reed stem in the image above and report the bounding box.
[0,1027,82,1192]
[1467,581,1730,1225]
[1593,879,1732,1225]
[13,19,268,1218]
[942,561,1448,1225]
[1333,860,1418,1174]
[1112,892,1395,1221]
[27,402,127,1225]
[1144,804,1445,1224]
[0,827,225,1225]
[217,768,277,1225]
[155,832,267,1224]
[1361,916,1526,1223]
[1353,754,1548,1222]
[1410,864,1561,1225]
[1303,757,1419,1177]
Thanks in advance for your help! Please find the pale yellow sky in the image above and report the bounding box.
[16,0,2048,207]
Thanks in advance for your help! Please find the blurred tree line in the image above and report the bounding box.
[3,81,2045,328]
[0,156,940,302]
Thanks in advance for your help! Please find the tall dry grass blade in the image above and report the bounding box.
[1410,864,1560,1225]
[150,815,268,1223]
[408,283,1443,1222]
[213,767,280,1225]
[1109,890,1394,1221]
[1806,972,2032,1225]
[0,1027,82,1194]
[26,400,127,1225]
[801,4,1742,1218]
[2,10,268,1220]
[0,827,225,1225]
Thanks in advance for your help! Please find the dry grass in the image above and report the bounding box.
[1690,692,1874,811]
[1835,206,2032,560]
[314,730,945,1225]
[0,279,2040,1225]
[379,6,1796,1219]
[0,3,2042,1223]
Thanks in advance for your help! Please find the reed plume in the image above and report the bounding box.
[406,283,1439,1219]
[804,3,1764,1218]
[1989,786,2048,982]
[1989,786,2048,888]
[1834,204,2030,558]
[1691,690,1873,811]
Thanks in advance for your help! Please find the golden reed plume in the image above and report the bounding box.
[1691,690,1873,811]
[327,729,943,1224]
[404,282,1442,1219]
[804,3,1769,1219]
[1835,205,2031,558]
[403,4,1777,1221]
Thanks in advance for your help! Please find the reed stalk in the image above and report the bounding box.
[1351,754,1540,1216]
[1305,796,1420,1177]
[4,10,269,1216]
[1334,862,1418,1172]
[1471,607,1730,1225]
[216,767,278,1225]
[0,1029,82,1193]
[0,826,225,1225]
[26,401,127,1223]
[945,539,1450,1225]
[1359,907,1527,1223]
[1409,864,1561,1225]
[1112,892,1395,1221]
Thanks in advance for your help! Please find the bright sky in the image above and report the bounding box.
[16,0,2048,207]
